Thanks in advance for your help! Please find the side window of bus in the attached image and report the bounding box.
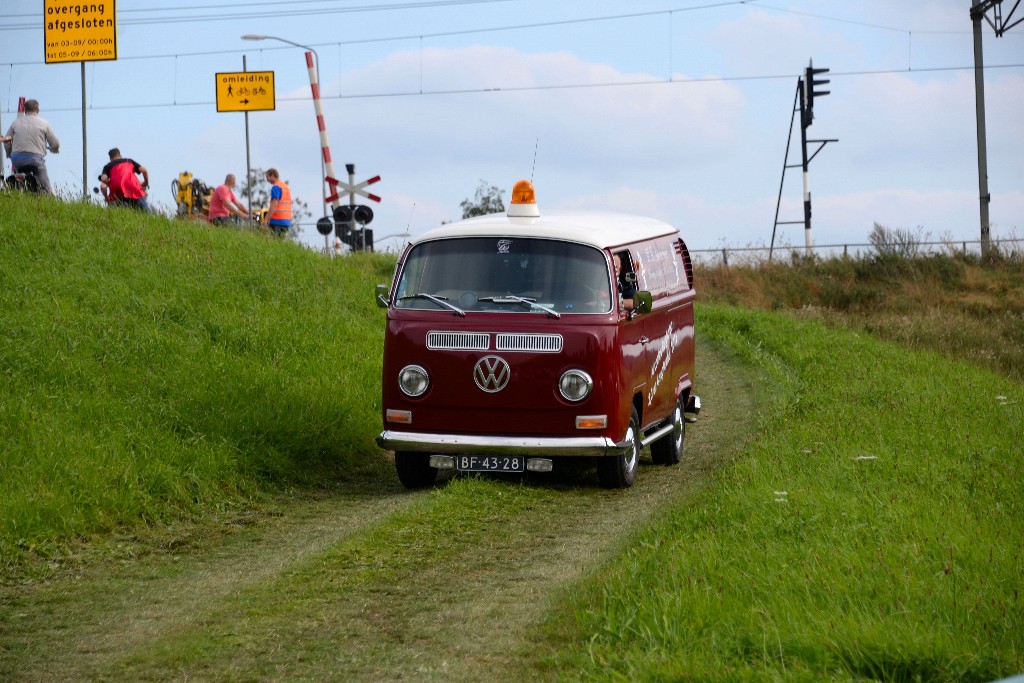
[614,251,637,303]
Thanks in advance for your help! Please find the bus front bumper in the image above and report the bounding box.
[376,430,630,457]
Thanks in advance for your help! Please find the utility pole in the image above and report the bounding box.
[969,0,1021,258]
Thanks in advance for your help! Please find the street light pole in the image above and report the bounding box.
[242,34,331,240]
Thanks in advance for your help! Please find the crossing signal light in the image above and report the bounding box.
[333,205,352,223]
[332,204,375,251]
[332,204,374,226]
[353,204,373,226]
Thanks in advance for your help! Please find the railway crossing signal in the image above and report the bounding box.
[329,164,380,252]
[324,171,381,204]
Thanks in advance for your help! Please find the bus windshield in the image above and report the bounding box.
[394,237,613,314]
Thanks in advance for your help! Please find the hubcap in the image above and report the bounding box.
[673,405,683,449]
[625,425,638,470]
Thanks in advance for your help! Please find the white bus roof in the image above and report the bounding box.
[412,210,679,251]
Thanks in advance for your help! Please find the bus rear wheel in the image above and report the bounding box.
[651,396,685,466]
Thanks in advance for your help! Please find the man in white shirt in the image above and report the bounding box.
[3,99,60,193]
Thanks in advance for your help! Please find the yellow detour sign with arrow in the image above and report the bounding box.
[216,71,276,112]
[44,0,118,63]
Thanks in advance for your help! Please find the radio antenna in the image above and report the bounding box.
[531,138,539,182]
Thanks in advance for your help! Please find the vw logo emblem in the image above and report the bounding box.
[473,355,510,393]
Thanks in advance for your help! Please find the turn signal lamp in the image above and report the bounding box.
[386,409,412,424]
[575,415,608,430]
[507,179,540,218]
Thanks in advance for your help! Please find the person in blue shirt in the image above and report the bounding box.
[265,168,293,236]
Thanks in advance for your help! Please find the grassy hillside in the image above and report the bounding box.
[0,193,396,566]
[695,251,1024,382]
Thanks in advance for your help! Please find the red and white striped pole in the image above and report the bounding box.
[303,51,339,219]
[1,98,26,177]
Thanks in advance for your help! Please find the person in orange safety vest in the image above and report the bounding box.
[265,167,292,236]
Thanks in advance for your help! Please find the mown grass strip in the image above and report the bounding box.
[540,303,1023,681]
[63,479,598,681]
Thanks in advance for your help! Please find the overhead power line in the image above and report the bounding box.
[1,0,755,30]
[12,61,1023,116]
[1,0,515,23]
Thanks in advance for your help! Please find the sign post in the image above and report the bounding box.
[44,0,118,198]
[215,68,274,228]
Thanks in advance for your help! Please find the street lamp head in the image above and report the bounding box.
[241,34,313,54]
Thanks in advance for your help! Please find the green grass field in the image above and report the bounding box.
[0,193,396,564]
[1,192,1021,680]
[539,305,1023,681]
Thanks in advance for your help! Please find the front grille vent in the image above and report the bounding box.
[427,331,490,351]
[496,333,563,353]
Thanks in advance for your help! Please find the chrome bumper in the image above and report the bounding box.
[376,430,630,457]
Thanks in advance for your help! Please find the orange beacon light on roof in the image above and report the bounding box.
[508,180,540,218]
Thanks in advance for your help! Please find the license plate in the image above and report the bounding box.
[456,455,525,473]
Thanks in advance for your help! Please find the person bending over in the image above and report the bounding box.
[209,173,249,224]
[99,148,150,211]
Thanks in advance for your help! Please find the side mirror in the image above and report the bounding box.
[632,291,653,315]
[375,284,390,308]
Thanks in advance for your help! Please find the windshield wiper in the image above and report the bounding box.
[398,292,466,316]
[478,295,561,319]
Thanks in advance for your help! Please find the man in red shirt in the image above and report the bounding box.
[208,173,249,224]
[99,148,150,211]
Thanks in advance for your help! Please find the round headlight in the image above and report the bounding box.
[398,364,429,397]
[558,369,593,402]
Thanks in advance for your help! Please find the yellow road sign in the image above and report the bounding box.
[216,72,276,112]
[44,0,118,64]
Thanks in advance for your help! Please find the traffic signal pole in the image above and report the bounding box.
[771,60,837,259]
[801,61,832,253]
[799,77,813,252]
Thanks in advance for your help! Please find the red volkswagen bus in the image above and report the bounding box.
[376,181,699,488]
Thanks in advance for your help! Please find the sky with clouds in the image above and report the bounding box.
[2,0,1022,255]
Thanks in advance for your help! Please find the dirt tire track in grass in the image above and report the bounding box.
[1,491,416,680]
[1,343,757,681]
